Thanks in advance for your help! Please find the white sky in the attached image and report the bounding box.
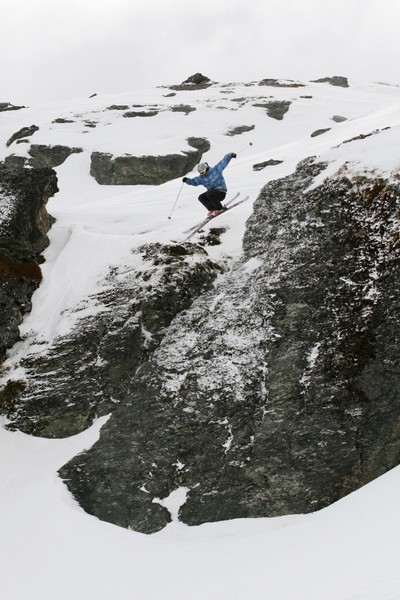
[1,0,399,105]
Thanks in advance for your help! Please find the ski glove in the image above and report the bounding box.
[231,153,237,158]
[182,177,188,182]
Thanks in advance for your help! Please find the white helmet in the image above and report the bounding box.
[198,162,209,175]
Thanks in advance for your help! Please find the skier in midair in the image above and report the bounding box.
[182,152,236,216]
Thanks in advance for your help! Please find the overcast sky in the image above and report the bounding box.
[1,0,399,105]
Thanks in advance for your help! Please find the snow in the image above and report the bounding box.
[300,342,321,388]
[1,413,400,600]
[1,77,400,599]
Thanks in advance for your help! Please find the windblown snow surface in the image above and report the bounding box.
[1,77,400,599]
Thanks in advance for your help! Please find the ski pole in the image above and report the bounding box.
[168,181,184,219]
[237,142,253,155]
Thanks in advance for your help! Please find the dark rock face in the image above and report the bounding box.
[4,242,223,437]
[58,159,400,533]
[90,137,210,185]
[0,164,57,361]
[3,156,28,169]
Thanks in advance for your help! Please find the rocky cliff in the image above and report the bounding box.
[0,164,57,365]
[55,159,400,533]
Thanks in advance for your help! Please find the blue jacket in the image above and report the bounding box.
[185,153,234,192]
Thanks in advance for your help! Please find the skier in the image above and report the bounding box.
[182,152,236,216]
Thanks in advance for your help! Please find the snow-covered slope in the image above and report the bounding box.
[1,79,399,360]
[1,76,400,599]
[1,413,400,600]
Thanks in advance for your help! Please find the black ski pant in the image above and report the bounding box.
[198,189,226,211]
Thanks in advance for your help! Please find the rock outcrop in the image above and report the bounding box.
[2,242,223,437]
[0,163,57,362]
[311,127,331,137]
[90,137,210,185]
[4,145,83,169]
[253,100,292,120]
[6,125,39,147]
[253,159,283,171]
[259,78,305,88]
[226,125,255,137]
[123,110,159,118]
[28,145,83,168]
[168,73,213,91]
[0,102,26,112]
[312,76,349,88]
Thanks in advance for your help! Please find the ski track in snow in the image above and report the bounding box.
[1,79,400,599]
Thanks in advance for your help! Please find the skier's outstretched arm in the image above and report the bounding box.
[182,176,202,186]
[214,152,236,172]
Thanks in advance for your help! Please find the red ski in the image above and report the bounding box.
[183,192,240,235]
[185,196,249,240]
